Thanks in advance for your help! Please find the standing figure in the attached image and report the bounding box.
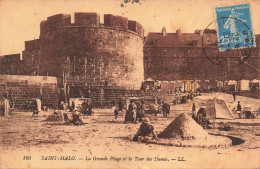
[192,103,196,117]
[118,98,123,111]
[32,99,39,116]
[81,100,88,115]
[236,101,242,118]
[126,99,130,111]
[71,101,75,111]
[166,103,170,117]
[114,106,119,119]
[162,102,167,117]
[232,91,236,101]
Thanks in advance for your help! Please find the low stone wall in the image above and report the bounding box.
[0,75,59,109]
[69,86,180,108]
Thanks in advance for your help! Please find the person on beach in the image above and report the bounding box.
[236,101,242,118]
[132,117,158,142]
[114,106,119,119]
[71,109,84,125]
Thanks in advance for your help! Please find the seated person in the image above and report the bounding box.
[197,105,207,118]
[132,117,157,142]
[71,109,84,125]
[196,105,211,127]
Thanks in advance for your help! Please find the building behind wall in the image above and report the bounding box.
[143,27,260,91]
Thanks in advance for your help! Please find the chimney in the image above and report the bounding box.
[176,28,181,35]
[161,26,167,36]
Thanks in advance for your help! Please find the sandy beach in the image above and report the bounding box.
[1,93,260,168]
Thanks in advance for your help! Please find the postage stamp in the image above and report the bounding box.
[215,3,256,51]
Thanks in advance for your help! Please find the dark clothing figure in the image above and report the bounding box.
[192,103,196,121]
[125,102,136,123]
[71,101,75,111]
[245,111,252,119]
[118,100,123,111]
[166,103,170,117]
[196,106,211,128]
[197,107,207,118]
[31,100,38,116]
[128,102,134,111]
[139,123,154,137]
[58,102,65,110]
[88,104,93,115]
[132,118,157,142]
[135,101,143,122]
[236,102,242,118]
[236,103,242,111]
[192,103,196,112]
[81,101,88,115]
[162,102,170,117]
[232,92,236,101]
[114,107,119,119]
[71,111,83,125]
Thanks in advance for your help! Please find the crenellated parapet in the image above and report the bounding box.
[74,12,100,26]
[128,20,144,38]
[104,14,128,30]
[40,14,71,39]
[39,13,144,39]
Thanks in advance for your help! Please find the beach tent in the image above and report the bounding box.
[238,80,250,91]
[194,95,235,120]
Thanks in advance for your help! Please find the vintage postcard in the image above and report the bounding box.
[0,0,260,168]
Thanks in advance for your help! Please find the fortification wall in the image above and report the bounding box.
[0,54,24,75]
[0,75,59,109]
[144,47,260,81]
[22,39,41,75]
[38,13,144,90]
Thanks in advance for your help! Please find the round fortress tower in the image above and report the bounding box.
[39,13,144,90]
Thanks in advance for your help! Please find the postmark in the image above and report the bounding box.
[215,3,255,51]
[202,3,256,68]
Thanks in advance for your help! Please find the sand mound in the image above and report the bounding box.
[144,113,232,147]
[158,113,208,140]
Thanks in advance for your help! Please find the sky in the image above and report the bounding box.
[0,0,259,56]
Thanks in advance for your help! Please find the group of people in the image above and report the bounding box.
[54,100,94,125]
[123,100,146,123]
[114,98,172,123]
[236,101,255,119]
[191,103,212,128]
[81,100,93,116]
